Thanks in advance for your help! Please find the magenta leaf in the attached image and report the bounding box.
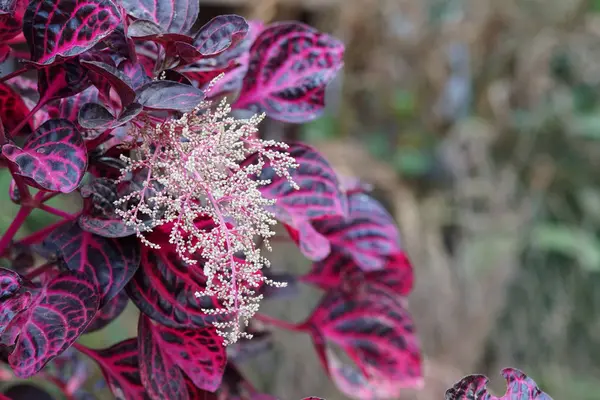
[85,290,128,333]
[138,314,189,400]
[2,271,100,378]
[446,368,553,400]
[136,80,205,112]
[303,247,414,296]
[121,0,199,34]
[154,324,226,392]
[126,240,224,329]
[119,60,151,90]
[77,339,149,399]
[233,22,344,123]
[78,215,137,238]
[23,0,122,66]
[312,193,402,271]
[43,222,141,306]
[302,283,423,399]
[0,82,33,136]
[0,269,34,338]
[248,143,347,222]
[1,119,87,193]
[285,221,331,261]
[58,87,100,122]
[38,58,92,102]
[80,59,136,106]
[0,0,25,43]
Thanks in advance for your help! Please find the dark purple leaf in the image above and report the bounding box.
[38,59,91,102]
[303,247,414,296]
[300,283,423,398]
[187,21,263,97]
[193,15,248,57]
[59,87,100,122]
[2,271,99,378]
[119,60,151,90]
[162,69,193,85]
[173,15,249,64]
[78,103,115,129]
[446,368,553,400]
[121,0,198,34]
[126,228,225,329]
[43,222,141,306]
[23,0,122,66]
[155,324,226,392]
[136,80,205,112]
[81,60,136,106]
[85,290,128,333]
[78,215,137,238]
[138,315,189,400]
[312,193,402,271]
[76,340,150,399]
[103,25,136,62]
[0,82,33,136]
[233,22,344,123]
[79,52,117,103]
[1,119,87,193]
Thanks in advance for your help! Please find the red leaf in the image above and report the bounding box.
[23,0,122,66]
[43,222,141,306]
[301,283,423,399]
[136,80,205,112]
[38,58,92,102]
[76,339,150,399]
[154,324,227,392]
[58,87,100,123]
[121,0,199,34]
[0,0,26,42]
[0,82,33,136]
[1,270,100,378]
[85,290,128,333]
[1,119,87,193]
[303,247,414,296]
[248,142,347,223]
[126,235,225,329]
[446,368,553,400]
[138,314,189,400]
[81,59,137,106]
[312,193,402,271]
[233,22,344,123]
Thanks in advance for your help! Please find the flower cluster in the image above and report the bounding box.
[115,93,298,344]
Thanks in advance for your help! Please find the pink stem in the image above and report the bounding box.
[0,206,32,256]
[17,217,75,246]
[38,204,77,219]
[8,99,44,138]
[254,313,304,332]
[0,67,28,84]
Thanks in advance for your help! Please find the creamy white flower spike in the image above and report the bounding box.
[115,89,298,345]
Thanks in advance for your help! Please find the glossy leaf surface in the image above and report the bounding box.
[2,119,87,193]
[234,22,344,123]
[23,0,121,66]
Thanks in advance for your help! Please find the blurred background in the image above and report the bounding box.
[4,0,600,398]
